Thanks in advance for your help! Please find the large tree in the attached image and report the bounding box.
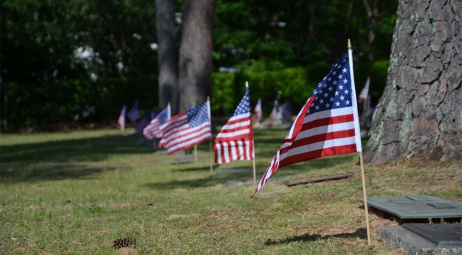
[363,0,462,163]
[178,0,214,111]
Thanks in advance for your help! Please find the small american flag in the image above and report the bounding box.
[214,85,254,164]
[271,94,281,122]
[127,99,141,123]
[253,51,362,197]
[158,100,212,154]
[135,113,152,135]
[118,105,126,130]
[281,101,292,123]
[358,77,371,110]
[254,98,262,123]
[143,105,171,141]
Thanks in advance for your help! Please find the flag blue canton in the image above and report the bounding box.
[187,102,209,128]
[233,87,250,116]
[136,113,152,134]
[157,108,169,125]
[281,101,292,122]
[307,54,352,115]
[127,99,140,122]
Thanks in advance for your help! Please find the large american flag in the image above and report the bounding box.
[214,85,254,164]
[143,105,171,141]
[117,105,126,130]
[127,99,141,123]
[253,51,362,197]
[158,100,212,154]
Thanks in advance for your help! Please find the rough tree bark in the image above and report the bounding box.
[156,0,179,114]
[178,0,214,111]
[364,0,462,164]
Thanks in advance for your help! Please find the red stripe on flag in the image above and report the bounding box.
[280,144,358,167]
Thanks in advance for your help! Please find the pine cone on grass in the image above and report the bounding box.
[113,237,136,249]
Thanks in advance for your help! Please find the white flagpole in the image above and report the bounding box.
[348,39,371,246]
[192,101,198,162]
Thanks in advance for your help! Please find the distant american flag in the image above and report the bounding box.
[143,105,171,141]
[158,100,212,154]
[214,85,254,164]
[281,101,292,122]
[253,52,362,197]
[135,113,152,135]
[118,105,126,130]
[254,98,262,123]
[358,77,371,110]
[127,99,141,123]
[271,94,280,122]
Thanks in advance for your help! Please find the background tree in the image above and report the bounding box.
[178,0,214,111]
[156,0,179,114]
[1,0,399,129]
[363,0,462,163]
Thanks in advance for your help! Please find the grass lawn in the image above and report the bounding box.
[1,128,461,254]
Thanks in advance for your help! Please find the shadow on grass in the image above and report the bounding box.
[145,170,259,189]
[0,134,153,183]
[264,228,367,245]
[173,165,217,172]
[146,153,355,190]
[145,177,220,189]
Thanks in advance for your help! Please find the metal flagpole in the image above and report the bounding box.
[194,145,198,162]
[348,39,371,245]
[207,97,213,172]
[246,81,257,185]
[252,157,256,185]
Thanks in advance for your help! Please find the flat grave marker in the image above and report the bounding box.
[358,196,462,219]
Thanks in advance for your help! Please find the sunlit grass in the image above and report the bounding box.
[0,128,461,254]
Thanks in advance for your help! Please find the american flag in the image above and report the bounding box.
[118,105,126,130]
[135,113,152,135]
[281,101,292,123]
[253,52,362,197]
[214,85,254,164]
[127,99,141,123]
[158,100,212,154]
[143,105,171,141]
[358,77,371,110]
[254,98,262,123]
[271,94,281,122]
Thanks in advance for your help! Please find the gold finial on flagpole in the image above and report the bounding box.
[348,39,352,50]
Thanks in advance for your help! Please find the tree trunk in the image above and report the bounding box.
[178,0,214,111]
[364,0,462,164]
[156,0,179,114]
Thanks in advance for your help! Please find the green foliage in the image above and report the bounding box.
[211,66,321,116]
[1,0,157,84]
[211,73,235,116]
[1,0,398,129]
[6,76,157,130]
